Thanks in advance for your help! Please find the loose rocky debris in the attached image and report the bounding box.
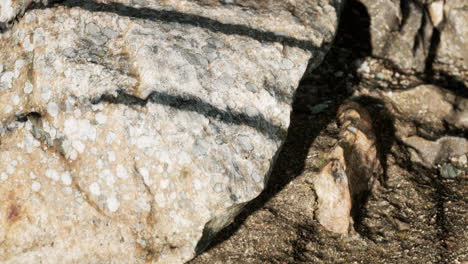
[191,0,467,263]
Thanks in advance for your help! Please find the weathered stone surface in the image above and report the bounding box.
[311,146,351,234]
[402,136,468,168]
[0,0,342,262]
[358,0,468,76]
[356,84,468,137]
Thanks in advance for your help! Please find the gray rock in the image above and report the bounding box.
[357,0,468,75]
[403,136,468,168]
[245,82,258,93]
[439,163,462,179]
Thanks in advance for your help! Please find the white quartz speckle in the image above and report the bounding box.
[45,169,60,181]
[47,102,59,117]
[139,167,152,185]
[89,182,101,196]
[95,112,108,124]
[72,140,85,153]
[0,173,8,181]
[107,196,120,212]
[32,181,41,192]
[24,81,33,94]
[116,164,129,179]
[11,94,20,105]
[155,193,166,207]
[61,171,72,185]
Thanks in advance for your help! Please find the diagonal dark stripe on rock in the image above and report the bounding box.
[93,90,287,141]
[55,0,318,52]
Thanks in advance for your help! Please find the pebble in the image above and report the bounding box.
[439,163,461,179]
[308,103,329,114]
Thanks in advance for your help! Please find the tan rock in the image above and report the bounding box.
[0,0,343,262]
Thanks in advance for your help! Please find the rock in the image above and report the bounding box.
[0,0,343,262]
[357,0,468,75]
[402,136,468,168]
[0,0,52,29]
[369,85,468,133]
[435,0,468,78]
[427,1,444,27]
[311,147,352,234]
[439,163,462,179]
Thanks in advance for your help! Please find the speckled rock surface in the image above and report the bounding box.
[0,0,343,262]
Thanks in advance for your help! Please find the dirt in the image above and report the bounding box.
[189,1,467,263]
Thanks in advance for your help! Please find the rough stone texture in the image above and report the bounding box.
[191,2,467,262]
[358,0,468,77]
[0,0,343,262]
[311,146,351,234]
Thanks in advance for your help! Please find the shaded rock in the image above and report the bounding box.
[439,163,462,179]
[0,0,343,262]
[360,84,468,134]
[358,0,468,76]
[402,136,468,168]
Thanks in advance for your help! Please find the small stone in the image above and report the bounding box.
[439,163,462,179]
[334,71,344,77]
[308,103,329,114]
[394,218,410,231]
[358,61,370,73]
[427,1,444,27]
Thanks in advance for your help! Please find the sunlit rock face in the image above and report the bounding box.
[0,0,343,262]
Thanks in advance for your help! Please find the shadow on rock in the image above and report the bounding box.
[194,0,375,254]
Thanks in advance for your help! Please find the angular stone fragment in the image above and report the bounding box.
[0,0,343,262]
